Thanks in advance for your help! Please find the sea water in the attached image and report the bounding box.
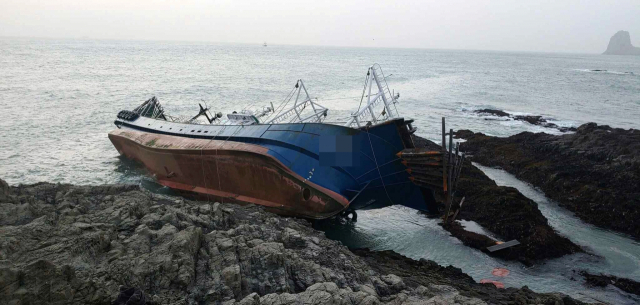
[1,37,639,303]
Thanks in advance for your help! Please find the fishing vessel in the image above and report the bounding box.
[109,64,462,219]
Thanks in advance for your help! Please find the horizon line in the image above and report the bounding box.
[0,34,603,55]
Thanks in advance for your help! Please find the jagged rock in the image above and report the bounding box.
[474,109,576,132]
[0,181,583,305]
[457,123,640,238]
[603,30,640,55]
[475,109,510,117]
[112,286,147,305]
[412,135,582,264]
[580,271,640,296]
[0,178,10,201]
[355,249,584,305]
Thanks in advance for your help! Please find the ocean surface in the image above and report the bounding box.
[1,37,639,303]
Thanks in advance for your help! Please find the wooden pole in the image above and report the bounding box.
[441,117,447,195]
[441,118,448,223]
[448,129,454,194]
[448,129,454,171]
[451,197,465,222]
[447,129,454,218]
[453,154,465,193]
[444,128,454,223]
[452,143,460,193]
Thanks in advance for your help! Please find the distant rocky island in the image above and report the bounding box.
[603,30,640,55]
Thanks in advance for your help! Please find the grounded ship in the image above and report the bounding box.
[109,64,463,220]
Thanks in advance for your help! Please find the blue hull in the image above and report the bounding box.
[115,116,435,214]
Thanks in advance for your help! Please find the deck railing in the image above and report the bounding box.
[345,64,399,128]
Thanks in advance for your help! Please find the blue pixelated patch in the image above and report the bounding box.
[319,135,360,167]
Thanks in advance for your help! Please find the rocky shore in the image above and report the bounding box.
[411,136,581,266]
[456,123,640,239]
[580,271,640,296]
[355,250,582,305]
[0,179,583,305]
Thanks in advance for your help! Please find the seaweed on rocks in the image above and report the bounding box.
[412,136,582,266]
[456,123,640,239]
[0,178,583,305]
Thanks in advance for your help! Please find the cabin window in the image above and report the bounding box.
[191,130,195,132]
[198,130,201,133]
[204,131,208,133]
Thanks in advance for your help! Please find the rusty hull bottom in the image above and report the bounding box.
[109,129,349,219]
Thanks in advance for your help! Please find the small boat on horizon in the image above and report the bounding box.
[263,42,267,47]
[109,64,462,220]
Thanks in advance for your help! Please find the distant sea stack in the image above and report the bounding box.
[603,30,640,55]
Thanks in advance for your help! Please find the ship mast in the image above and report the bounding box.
[264,80,328,124]
[345,64,399,128]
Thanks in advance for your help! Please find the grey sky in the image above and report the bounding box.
[1,0,638,53]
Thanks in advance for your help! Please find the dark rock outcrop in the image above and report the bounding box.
[475,109,576,132]
[475,109,510,118]
[456,123,640,239]
[581,271,640,296]
[411,136,582,266]
[0,179,583,304]
[603,31,640,55]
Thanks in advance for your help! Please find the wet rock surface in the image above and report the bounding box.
[355,250,583,305]
[475,109,576,132]
[456,123,640,239]
[580,271,640,296]
[0,179,583,304]
[411,136,582,266]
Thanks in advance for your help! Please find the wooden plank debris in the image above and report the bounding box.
[451,197,465,222]
[487,240,521,252]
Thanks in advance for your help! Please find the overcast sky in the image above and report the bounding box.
[1,0,638,53]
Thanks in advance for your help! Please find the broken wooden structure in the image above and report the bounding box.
[396,117,465,219]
